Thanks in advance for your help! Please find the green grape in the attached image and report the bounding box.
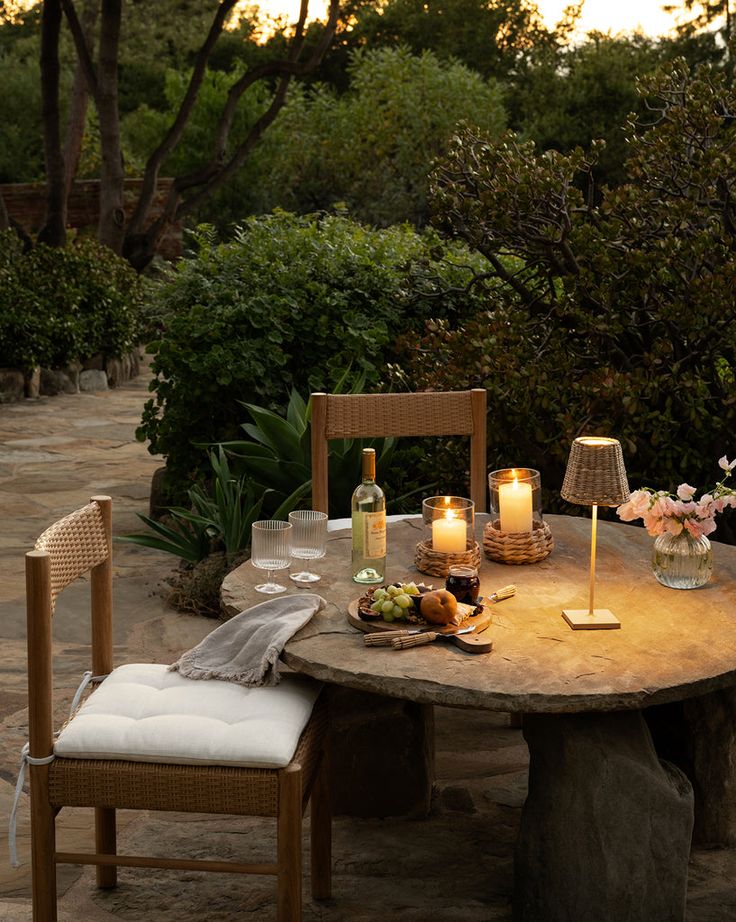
[404,582,419,595]
[371,600,383,613]
[395,594,412,609]
[374,588,387,601]
[387,585,399,597]
[392,604,404,619]
[381,600,394,614]
[383,611,395,622]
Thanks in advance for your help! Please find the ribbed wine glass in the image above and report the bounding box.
[288,510,328,583]
[251,520,292,594]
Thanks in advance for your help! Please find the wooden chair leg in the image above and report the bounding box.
[310,750,331,900]
[277,764,303,922]
[30,768,57,922]
[95,807,117,888]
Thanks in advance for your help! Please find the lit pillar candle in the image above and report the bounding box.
[432,510,467,553]
[499,476,533,533]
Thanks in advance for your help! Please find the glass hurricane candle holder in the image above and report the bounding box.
[415,496,480,577]
[488,468,543,533]
[484,469,554,565]
[423,496,475,553]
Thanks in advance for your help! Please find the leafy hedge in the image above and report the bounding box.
[138,212,488,492]
[393,60,736,537]
[0,232,142,371]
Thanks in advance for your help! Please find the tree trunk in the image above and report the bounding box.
[38,0,67,246]
[63,0,98,196]
[96,0,125,253]
[123,0,341,270]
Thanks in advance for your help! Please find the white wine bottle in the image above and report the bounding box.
[352,447,386,584]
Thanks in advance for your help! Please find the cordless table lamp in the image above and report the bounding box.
[560,436,630,630]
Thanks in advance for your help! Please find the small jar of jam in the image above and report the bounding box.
[445,566,480,605]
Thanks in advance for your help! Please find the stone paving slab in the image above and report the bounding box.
[0,363,735,921]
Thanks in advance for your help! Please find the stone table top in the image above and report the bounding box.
[221,514,736,714]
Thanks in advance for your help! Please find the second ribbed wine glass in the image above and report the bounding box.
[251,520,292,594]
[288,510,328,582]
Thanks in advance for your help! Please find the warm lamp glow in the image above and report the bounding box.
[578,437,618,447]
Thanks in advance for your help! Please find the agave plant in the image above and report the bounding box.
[222,386,396,517]
[119,447,276,562]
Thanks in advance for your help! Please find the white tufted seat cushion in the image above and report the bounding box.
[54,664,321,770]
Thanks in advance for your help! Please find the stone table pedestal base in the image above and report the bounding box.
[327,687,434,817]
[514,711,694,922]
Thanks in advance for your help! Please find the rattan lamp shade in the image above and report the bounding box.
[561,437,630,508]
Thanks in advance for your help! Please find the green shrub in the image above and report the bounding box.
[0,233,142,371]
[138,213,488,494]
[252,46,506,228]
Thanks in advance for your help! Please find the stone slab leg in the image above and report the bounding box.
[327,686,434,817]
[514,711,693,922]
[683,687,736,846]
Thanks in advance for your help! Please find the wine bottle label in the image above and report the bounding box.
[363,511,386,559]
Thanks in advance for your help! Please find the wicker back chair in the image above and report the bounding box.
[310,390,487,515]
[25,495,330,922]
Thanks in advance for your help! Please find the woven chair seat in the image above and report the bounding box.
[49,692,328,816]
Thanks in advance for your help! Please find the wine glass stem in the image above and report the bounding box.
[267,568,274,585]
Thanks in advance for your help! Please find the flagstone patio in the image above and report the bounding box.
[0,366,734,921]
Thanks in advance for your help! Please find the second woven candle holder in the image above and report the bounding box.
[484,468,554,565]
[483,520,554,565]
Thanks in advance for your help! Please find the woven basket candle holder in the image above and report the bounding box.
[483,520,554,565]
[415,538,482,578]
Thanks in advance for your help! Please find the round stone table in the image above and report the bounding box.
[222,514,736,922]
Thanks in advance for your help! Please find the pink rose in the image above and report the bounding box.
[643,513,666,536]
[684,518,705,538]
[664,517,684,536]
[685,517,716,539]
[677,483,697,500]
[617,489,651,522]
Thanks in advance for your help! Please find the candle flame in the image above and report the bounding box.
[445,509,456,521]
[512,475,519,491]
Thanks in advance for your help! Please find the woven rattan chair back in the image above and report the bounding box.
[24,496,330,922]
[310,389,487,514]
[34,499,109,610]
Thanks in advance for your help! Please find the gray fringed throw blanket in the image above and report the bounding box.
[169,593,326,687]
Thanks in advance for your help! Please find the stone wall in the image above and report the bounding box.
[0,349,143,403]
[1,179,182,260]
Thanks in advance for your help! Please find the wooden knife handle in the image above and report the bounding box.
[392,632,438,650]
[364,631,410,646]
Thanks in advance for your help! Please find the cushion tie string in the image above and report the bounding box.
[8,744,54,869]
[8,670,108,869]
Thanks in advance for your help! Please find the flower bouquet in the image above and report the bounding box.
[616,457,736,588]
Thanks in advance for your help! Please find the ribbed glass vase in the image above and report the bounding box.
[652,531,713,589]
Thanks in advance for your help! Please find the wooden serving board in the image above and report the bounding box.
[347,599,493,654]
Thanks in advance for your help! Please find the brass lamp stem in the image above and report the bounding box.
[588,504,598,615]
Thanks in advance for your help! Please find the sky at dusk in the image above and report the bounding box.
[255,0,695,39]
